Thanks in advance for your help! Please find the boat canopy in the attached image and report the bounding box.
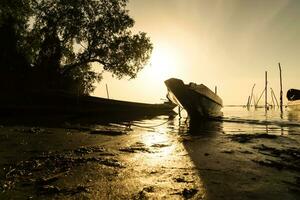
[287,89,300,101]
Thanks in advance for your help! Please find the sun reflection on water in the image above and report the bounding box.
[141,132,169,146]
[141,131,175,163]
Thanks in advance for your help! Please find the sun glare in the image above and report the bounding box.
[143,45,178,82]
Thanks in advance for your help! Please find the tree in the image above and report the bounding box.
[0,0,153,95]
[0,0,32,93]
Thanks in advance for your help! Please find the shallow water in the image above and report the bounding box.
[126,107,300,199]
[1,107,300,199]
[162,106,300,135]
[221,106,300,136]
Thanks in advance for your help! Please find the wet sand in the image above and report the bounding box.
[0,116,300,199]
[0,116,204,199]
[184,122,300,200]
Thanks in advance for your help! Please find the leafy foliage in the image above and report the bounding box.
[0,0,153,95]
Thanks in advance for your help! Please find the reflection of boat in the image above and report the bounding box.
[287,89,300,111]
[164,78,223,118]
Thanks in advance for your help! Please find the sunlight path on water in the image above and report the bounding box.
[114,116,206,199]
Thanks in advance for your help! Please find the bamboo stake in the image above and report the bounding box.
[249,84,256,107]
[106,84,110,99]
[270,88,279,107]
[270,88,275,108]
[255,88,265,107]
[279,63,283,113]
[247,96,250,108]
[265,71,268,110]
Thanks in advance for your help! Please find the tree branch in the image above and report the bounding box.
[61,58,106,75]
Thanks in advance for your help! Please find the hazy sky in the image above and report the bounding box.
[94,0,300,105]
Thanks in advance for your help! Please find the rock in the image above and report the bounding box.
[182,188,198,199]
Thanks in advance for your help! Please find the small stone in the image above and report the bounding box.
[182,188,198,199]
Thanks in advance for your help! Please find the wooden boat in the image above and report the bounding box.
[0,91,176,117]
[72,95,177,116]
[164,78,223,118]
[287,89,300,111]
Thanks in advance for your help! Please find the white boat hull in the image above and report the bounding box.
[165,78,223,118]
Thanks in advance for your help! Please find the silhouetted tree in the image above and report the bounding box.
[0,0,32,93]
[0,0,153,95]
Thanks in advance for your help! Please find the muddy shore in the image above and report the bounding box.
[184,121,300,200]
[0,116,300,199]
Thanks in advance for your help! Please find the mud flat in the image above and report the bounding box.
[0,117,205,200]
[183,121,300,200]
[1,116,300,199]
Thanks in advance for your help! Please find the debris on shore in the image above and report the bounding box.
[252,144,300,171]
[1,146,123,194]
[229,133,278,143]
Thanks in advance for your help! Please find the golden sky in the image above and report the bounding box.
[94,0,300,105]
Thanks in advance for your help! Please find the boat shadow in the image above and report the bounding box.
[179,118,228,199]
[183,117,223,136]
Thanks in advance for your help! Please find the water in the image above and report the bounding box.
[126,107,300,153]
[124,107,300,199]
[157,106,300,136]
[221,106,300,136]
[1,107,300,199]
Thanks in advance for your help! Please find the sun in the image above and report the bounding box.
[143,44,178,82]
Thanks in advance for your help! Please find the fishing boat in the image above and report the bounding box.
[287,89,300,111]
[0,90,177,117]
[164,78,223,118]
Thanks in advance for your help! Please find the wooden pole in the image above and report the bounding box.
[215,86,217,95]
[106,84,110,99]
[279,63,283,113]
[270,88,279,107]
[270,88,275,108]
[247,95,250,108]
[255,88,265,107]
[265,71,268,110]
[249,84,256,107]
